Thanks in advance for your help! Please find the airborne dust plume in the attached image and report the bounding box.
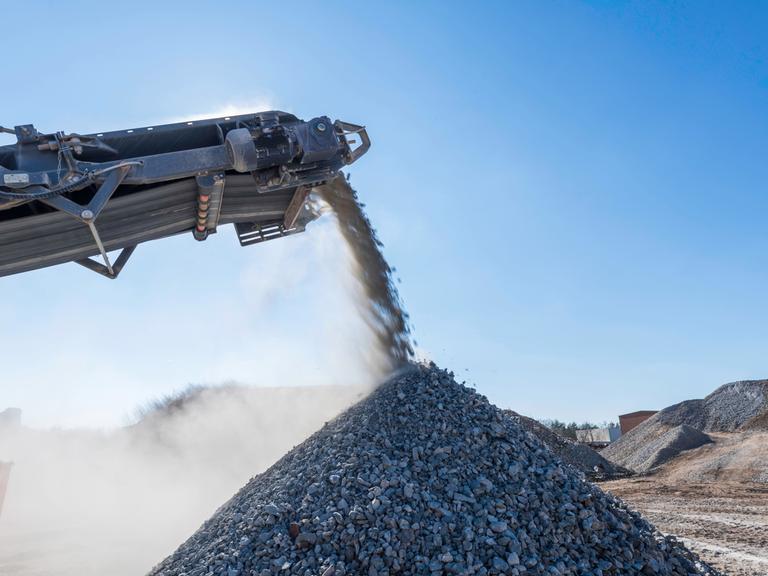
[0,174,413,576]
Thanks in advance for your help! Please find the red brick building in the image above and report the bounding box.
[618,410,657,435]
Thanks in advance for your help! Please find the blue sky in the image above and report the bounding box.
[1,1,767,427]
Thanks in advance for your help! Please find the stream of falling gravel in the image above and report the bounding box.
[315,176,413,371]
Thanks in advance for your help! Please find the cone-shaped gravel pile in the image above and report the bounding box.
[655,380,768,433]
[150,365,719,576]
[603,379,768,473]
[605,424,713,475]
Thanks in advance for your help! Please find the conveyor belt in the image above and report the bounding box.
[0,174,295,277]
[0,111,369,278]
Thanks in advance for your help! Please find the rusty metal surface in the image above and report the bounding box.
[283,185,310,230]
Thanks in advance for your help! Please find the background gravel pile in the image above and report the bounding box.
[604,380,768,473]
[744,410,768,431]
[604,425,712,474]
[151,364,719,576]
[656,380,768,432]
[504,411,630,480]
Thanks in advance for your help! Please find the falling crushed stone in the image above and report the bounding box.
[316,176,413,371]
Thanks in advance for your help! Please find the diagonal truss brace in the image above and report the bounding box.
[40,165,135,278]
[75,245,137,279]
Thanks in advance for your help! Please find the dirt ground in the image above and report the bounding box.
[654,432,768,485]
[602,478,768,576]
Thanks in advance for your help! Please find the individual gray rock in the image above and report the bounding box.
[262,503,281,516]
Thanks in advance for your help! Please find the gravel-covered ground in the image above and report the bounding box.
[151,364,720,576]
[649,431,768,486]
[603,478,768,576]
[601,430,768,574]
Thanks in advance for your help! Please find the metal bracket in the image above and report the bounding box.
[284,185,310,230]
[75,245,137,279]
[40,165,131,276]
[40,165,131,221]
[234,220,305,247]
[334,120,370,164]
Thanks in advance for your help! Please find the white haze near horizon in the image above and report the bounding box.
[1,198,396,429]
[0,200,401,575]
[0,384,369,576]
[1,98,411,430]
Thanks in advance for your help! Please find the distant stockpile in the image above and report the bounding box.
[604,380,768,474]
[653,429,768,484]
[744,410,768,431]
[504,411,630,480]
[151,365,719,576]
[654,380,768,432]
[603,424,712,475]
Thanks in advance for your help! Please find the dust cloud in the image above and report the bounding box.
[0,178,412,576]
[0,386,366,576]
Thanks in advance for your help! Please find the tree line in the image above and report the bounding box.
[539,419,618,441]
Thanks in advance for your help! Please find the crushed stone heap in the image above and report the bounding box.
[503,411,630,480]
[151,365,719,576]
[604,424,713,475]
[654,380,768,432]
[604,379,768,473]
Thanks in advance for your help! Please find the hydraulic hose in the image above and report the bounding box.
[0,161,142,201]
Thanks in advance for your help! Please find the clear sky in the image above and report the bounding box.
[1,1,767,428]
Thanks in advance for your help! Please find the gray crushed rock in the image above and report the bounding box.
[604,380,768,473]
[150,364,719,576]
[604,424,712,474]
[657,380,768,432]
[504,411,630,480]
